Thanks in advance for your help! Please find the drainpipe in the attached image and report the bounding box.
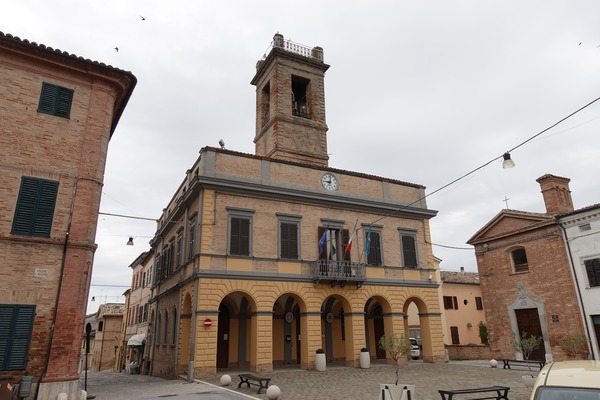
[559,223,595,360]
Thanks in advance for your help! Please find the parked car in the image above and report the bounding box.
[530,360,600,400]
[410,337,420,360]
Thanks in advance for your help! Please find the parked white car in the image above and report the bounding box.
[410,337,420,360]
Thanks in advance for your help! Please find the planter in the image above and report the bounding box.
[315,353,326,371]
[360,350,371,369]
[378,384,415,400]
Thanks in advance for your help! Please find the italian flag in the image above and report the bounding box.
[344,220,358,256]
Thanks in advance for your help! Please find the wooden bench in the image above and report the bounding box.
[438,386,510,400]
[238,373,271,394]
[502,359,545,370]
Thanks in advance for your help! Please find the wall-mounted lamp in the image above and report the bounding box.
[127,237,134,246]
[502,152,515,169]
[467,322,473,328]
[428,274,432,281]
[219,139,225,149]
[91,296,96,302]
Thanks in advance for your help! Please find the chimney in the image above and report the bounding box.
[536,174,574,214]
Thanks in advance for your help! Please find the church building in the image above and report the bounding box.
[146,33,444,379]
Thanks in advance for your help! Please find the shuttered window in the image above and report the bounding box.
[280,222,299,259]
[229,217,251,256]
[38,82,73,118]
[366,231,383,266]
[11,176,59,237]
[400,231,418,267]
[0,305,35,371]
[584,258,600,287]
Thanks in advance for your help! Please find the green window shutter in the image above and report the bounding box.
[38,82,73,118]
[55,87,74,118]
[38,83,58,114]
[0,305,35,371]
[11,177,59,237]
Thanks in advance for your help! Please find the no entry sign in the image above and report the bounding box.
[203,318,212,328]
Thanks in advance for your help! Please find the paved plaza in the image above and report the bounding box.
[84,360,534,400]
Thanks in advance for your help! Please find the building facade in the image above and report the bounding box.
[559,203,600,359]
[145,33,444,380]
[440,269,486,346]
[91,304,124,372]
[0,32,136,399]
[468,174,589,363]
[117,250,153,373]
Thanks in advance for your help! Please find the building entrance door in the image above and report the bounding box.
[515,308,545,361]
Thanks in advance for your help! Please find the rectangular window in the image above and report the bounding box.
[443,296,458,310]
[280,221,299,259]
[400,230,418,268]
[475,297,483,310]
[450,326,460,345]
[228,208,254,257]
[188,217,196,260]
[365,230,383,266]
[175,231,183,268]
[38,82,73,118]
[0,305,35,371]
[584,258,600,288]
[230,217,251,256]
[11,176,59,237]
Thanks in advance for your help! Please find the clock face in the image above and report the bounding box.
[321,173,339,191]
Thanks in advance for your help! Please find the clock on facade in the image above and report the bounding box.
[321,173,339,191]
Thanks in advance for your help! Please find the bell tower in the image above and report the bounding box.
[251,33,330,166]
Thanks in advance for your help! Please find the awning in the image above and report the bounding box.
[127,334,146,347]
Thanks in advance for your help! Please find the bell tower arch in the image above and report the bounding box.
[251,33,330,167]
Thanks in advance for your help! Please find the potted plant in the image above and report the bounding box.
[315,348,326,371]
[377,332,414,399]
[558,333,588,359]
[360,347,370,369]
[510,331,543,389]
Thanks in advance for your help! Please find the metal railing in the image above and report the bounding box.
[310,260,366,284]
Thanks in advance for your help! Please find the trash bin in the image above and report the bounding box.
[18,376,33,398]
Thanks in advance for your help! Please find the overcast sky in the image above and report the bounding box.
[3,1,599,313]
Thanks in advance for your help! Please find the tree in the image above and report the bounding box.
[378,332,411,385]
[558,333,588,359]
[510,331,543,376]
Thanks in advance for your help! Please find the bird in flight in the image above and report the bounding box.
[140,15,146,20]
[114,47,119,52]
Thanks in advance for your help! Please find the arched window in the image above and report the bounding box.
[511,247,528,273]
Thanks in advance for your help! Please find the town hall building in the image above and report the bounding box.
[146,33,444,379]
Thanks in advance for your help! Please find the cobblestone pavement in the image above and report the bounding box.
[83,361,535,400]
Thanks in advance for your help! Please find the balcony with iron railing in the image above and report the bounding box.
[310,260,366,288]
